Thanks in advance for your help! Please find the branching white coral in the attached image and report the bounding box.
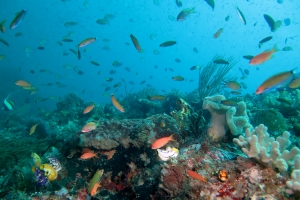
[233,124,300,194]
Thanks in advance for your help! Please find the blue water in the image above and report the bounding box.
[1,0,300,111]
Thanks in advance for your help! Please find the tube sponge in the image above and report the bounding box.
[40,164,57,181]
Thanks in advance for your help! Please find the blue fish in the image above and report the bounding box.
[3,94,15,111]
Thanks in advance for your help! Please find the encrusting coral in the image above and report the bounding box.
[203,94,252,141]
[233,124,300,194]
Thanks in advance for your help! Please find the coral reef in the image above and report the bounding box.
[170,98,193,130]
[79,114,180,150]
[250,109,290,136]
[234,124,300,194]
[261,89,300,114]
[203,94,252,142]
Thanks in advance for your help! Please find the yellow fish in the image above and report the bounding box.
[29,124,39,135]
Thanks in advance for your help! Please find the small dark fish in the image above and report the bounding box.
[91,61,100,66]
[236,7,246,25]
[47,83,53,86]
[149,76,153,79]
[190,65,200,70]
[231,91,241,95]
[264,14,281,32]
[77,49,81,60]
[140,80,146,85]
[64,21,78,27]
[15,32,22,37]
[41,98,48,102]
[162,90,166,92]
[240,82,247,89]
[177,7,196,21]
[243,55,254,60]
[0,38,9,46]
[105,86,111,92]
[204,0,215,10]
[62,38,73,42]
[63,52,69,56]
[129,81,135,85]
[125,67,131,72]
[193,47,198,53]
[160,41,176,47]
[221,100,237,106]
[169,68,174,72]
[175,58,181,63]
[267,109,278,115]
[213,59,229,64]
[105,77,113,82]
[176,0,182,7]
[69,48,77,55]
[82,89,85,94]
[244,69,249,75]
[258,36,272,48]
[154,65,158,69]
[282,46,293,51]
[172,76,184,81]
[10,10,26,29]
[77,70,84,75]
[276,98,292,105]
[109,70,116,74]
[57,41,63,46]
[37,46,45,50]
[284,18,291,26]
[30,70,35,74]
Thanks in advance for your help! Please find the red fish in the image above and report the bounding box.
[151,135,174,149]
[250,44,279,65]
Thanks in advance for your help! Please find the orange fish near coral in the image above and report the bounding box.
[151,135,174,149]
[214,28,223,38]
[83,104,95,114]
[90,182,101,196]
[81,122,97,132]
[81,152,98,159]
[187,170,207,183]
[111,94,125,112]
[249,44,279,65]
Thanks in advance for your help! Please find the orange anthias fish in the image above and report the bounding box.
[256,69,296,94]
[29,124,39,135]
[111,94,125,112]
[81,152,98,159]
[83,104,95,114]
[151,135,174,149]
[81,122,97,132]
[187,170,207,183]
[90,182,101,196]
[15,80,31,87]
[250,44,279,65]
[214,28,223,38]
